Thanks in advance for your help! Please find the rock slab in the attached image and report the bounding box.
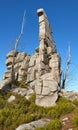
[16,118,50,130]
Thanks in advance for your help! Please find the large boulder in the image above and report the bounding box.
[35,73,58,107]
[8,95,16,102]
[36,92,58,107]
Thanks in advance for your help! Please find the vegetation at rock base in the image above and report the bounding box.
[35,119,61,130]
[73,99,78,106]
[0,91,78,130]
[72,100,78,129]
[73,116,78,128]
[17,72,28,88]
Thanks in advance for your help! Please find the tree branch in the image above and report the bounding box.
[14,10,26,51]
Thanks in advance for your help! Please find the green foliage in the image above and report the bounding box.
[11,80,28,89]
[72,106,78,128]
[0,93,30,130]
[0,92,75,130]
[18,72,28,88]
[35,119,61,130]
[29,93,36,103]
[17,81,28,88]
[73,99,78,106]
[37,97,74,119]
[56,97,74,115]
[73,116,78,128]
[46,119,61,130]
[0,97,6,109]
[9,71,28,89]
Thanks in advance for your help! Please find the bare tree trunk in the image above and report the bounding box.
[61,44,71,89]
[14,10,26,51]
[11,11,26,83]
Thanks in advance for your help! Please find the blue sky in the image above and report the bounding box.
[0,0,78,91]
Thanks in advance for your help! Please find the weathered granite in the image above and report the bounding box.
[0,8,61,107]
[16,118,50,130]
[36,92,58,107]
[8,95,16,102]
[11,87,34,100]
[60,89,78,101]
[15,52,27,63]
[6,50,18,58]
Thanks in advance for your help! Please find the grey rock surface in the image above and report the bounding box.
[60,89,78,101]
[16,118,50,130]
[8,95,16,102]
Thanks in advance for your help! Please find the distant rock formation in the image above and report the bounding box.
[60,89,78,101]
[0,8,61,107]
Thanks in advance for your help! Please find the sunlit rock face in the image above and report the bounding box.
[1,8,61,107]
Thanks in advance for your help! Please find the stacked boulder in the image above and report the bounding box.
[34,9,61,106]
[1,50,30,89]
[0,8,61,107]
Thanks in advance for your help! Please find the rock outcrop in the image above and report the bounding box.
[0,8,61,107]
[60,89,78,101]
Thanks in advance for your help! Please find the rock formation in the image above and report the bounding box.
[60,89,78,101]
[0,8,61,107]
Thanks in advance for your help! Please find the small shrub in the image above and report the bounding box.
[0,93,75,130]
[73,99,78,106]
[73,116,78,128]
[18,72,28,88]
[17,81,28,88]
[47,107,60,119]
[56,97,74,115]
[0,98,6,109]
[29,94,36,103]
[46,119,61,130]
[4,117,12,126]
[29,102,37,112]
[57,103,74,115]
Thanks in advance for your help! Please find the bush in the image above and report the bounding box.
[73,116,78,128]
[0,98,6,109]
[29,94,36,103]
[47,108,60,119]
[18,72,28,88]
[56,97,74,115]
[56,103,74,115]
[73,99,78,106]
[46,119,61,130]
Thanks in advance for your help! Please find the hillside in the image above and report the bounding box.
[0,88,78,130]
